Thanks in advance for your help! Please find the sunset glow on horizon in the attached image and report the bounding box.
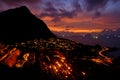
[49,26,103,33]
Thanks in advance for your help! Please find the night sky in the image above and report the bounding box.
[0,0,120,33]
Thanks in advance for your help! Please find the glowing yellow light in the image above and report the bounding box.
[53,65,57,70]
[82,71,86,76]
[23,53,29,61]
[49,65,52,68]
[55,69,58,72]
[65,76,68,78]
[68,66,71,70]
[40,51,72,79]
[104,58,113,64]
[56,61,62,67]
[16,63,22,68]
[91,58,103,63]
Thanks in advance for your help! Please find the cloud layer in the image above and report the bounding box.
[0,0,120,32]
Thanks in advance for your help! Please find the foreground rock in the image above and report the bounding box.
[0,6,56,42]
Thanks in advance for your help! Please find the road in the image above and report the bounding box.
[98,47,109,58]
[98,47,113,65]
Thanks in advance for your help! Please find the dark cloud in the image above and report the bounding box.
[85,0,120,11]
[66,25,74,29]
[65,25,74,31]
[111,0,120,2]
[85,0,108,11]
[58,8,75,18]
[39,2,60,21]
[93,11,101,18]
[0,0,42,11]
[0,0,120,26]
[41,10,75,22]
[0,0,44,16]
[40,0,82,22]
[44,2,57,12]
[1,0,41,4]
[72,0,81,12]
[84,0,120,19]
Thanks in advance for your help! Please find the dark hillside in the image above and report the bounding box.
[0,6,56,43]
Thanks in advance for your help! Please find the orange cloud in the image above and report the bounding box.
[49,24,102,33]
[68,29,103,33]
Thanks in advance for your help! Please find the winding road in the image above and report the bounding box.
[98,47,113,65]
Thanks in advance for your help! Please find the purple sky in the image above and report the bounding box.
[0,0,120,33]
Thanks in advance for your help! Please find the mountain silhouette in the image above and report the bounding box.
[0,6,56,43]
